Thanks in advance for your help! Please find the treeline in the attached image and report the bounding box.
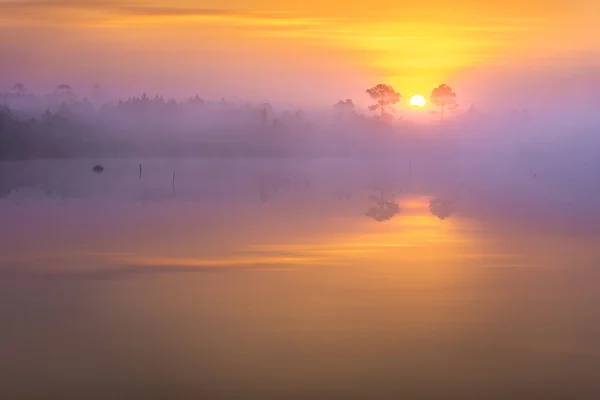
[0,83,402,160]
[1,80,493,160]
[0,103,319,160]
[0,103,139,159]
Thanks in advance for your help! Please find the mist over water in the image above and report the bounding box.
[2,131,600,398]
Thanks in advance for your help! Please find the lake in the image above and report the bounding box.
[2,157,600,399]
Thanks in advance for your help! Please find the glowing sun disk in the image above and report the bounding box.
[410,94,426,107]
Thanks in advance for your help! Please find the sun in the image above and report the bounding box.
[410,94,426,107]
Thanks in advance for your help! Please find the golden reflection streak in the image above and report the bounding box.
[106,15,331,27]
[2,196,551,277]
[236,195,514,272]
[111,255,342,268]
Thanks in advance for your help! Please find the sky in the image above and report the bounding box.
[1,0,600,109]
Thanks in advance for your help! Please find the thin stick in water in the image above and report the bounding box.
[172,172,176,194]
[139,164,142,180]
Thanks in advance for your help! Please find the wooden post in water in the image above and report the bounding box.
[139,164,142,180]
[172,172,176,194]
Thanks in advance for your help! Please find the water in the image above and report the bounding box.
[2,157,600,399]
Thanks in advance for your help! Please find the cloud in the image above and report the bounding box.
[0,1,234,14]
[0,1,319,23]
[0,2,335,35]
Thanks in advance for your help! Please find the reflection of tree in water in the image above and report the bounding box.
[366,191,400,222]
[257,171,291,202]
[429,198,455,220]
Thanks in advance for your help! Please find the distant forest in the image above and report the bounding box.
[0,83,404,160]
[0,82,506,160]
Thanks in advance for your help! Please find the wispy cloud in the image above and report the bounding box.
[0,0,248,15]
[0,0,330,27]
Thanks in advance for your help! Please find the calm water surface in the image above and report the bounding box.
[2,158,600,399]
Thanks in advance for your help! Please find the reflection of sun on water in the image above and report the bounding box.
[353,196,472,283]
[138,195,493,280]
[241,195,488,284]
[9,192,566,282]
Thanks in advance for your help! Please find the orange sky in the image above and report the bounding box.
[1,0,599,108]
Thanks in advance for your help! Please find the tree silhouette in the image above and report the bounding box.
[56,84,72,92]
[46,84,78,106]
[187,94,205,106]
[3,83,43,115]
[366,84,401,117]
[429,198,455,220]
[366,191,400,222]
[258,103,272,126]
[430,84,456,122]
[9,83,29,96]
[333,99,355,119]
